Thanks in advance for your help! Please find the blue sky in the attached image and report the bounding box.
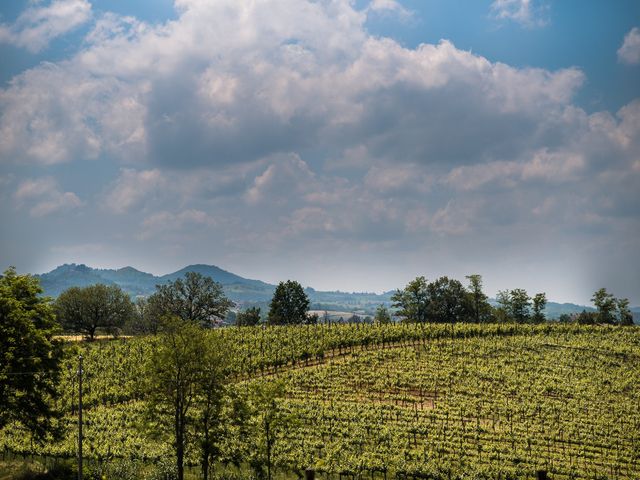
[1,0,639,305]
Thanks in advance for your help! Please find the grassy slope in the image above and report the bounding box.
[1,324,639,479]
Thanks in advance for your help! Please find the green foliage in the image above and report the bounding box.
[145,317,224,480]
[591,288,633,325]
[391,276,429,323]
[592,288,617,324]
[2,322,639,479]
[196,333,229,480]
[236,307,261,327]
[425,276,471,324]
[149,272,234,328]
[531,293,547,323]
[465,274,492,323]
[496,288,532,323]
[374,304,392,324]
[0,267,64,440]
[616,297,633,325]
[125,296,163,335]
[267,281,310,325]
[245,380,290,480]
[55,284,135,339]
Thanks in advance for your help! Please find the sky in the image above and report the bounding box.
[1,0,639,305]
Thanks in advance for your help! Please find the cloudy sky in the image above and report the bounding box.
[1,0,639,305]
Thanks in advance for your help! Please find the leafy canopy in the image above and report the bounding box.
[267,280,310,325]
[55,283,135,339]
[149,272,234,327]
[0,267,64,440]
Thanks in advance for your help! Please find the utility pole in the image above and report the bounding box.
[78,355,83,480]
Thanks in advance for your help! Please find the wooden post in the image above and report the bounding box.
[305,469,315,480]
[536,470,547,480]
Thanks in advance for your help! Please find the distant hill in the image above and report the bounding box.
[34,263,638,321]
[36,263,276,303]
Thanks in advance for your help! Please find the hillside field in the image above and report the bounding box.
[1,323,639,479]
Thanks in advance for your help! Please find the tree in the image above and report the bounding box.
[236,307,261,327]
[426,276,472,324]
[146,317,227,480]
[125,296,164,335]
[0,267,64,440]
[150,272,234,328]
[616,297,633,326]
[56,284,135,339]
[374,304,392,324]
[592,288,616,324]
[495,290,511,322]
[267,280,310,325]
[497,288,531,323]
[509,289,531,323]
[465,274,492,323]
[305,312,319,324]
[391,276,430,323]
[575,310,598,325]
[248,380,289,480]
[532,292,547,323]
[196,334,228,480]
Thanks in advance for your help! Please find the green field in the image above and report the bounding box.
[2,323,639,479]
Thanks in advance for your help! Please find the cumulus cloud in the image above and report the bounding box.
[618,27,640,65]
[14,177,82,216]
[0,2,582,168]
[0,0,91,53]
[0,0,639,302]
[245,154,315,206]
[490,0,548,28]
[103,169,166,214]
[366,0,413,21]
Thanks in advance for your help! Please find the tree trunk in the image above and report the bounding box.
[176,397,184,480]
[202,419,210,480]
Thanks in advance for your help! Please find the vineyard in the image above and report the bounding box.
[2,323,639,479]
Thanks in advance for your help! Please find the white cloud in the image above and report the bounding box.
[245,154,315,205]
[14,177,82,216]
[618,27,640,65]
[0,0,91,53]
[0,2,582,167]
[0,0,639,302]
[366,0,413,21]
[490,0,548,28]
[103,169,166,214]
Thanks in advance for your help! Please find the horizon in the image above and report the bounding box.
[1,0,639,305]
[28,261,638,308]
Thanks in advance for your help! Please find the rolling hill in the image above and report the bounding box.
[34,263,638,320]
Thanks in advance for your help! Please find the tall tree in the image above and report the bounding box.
[0,267,64,440]
[391,276,430,323]
[592,288,617,324]
[267,280,310,325]
[248,380,288,480]
[465,274,492,323]
[150,272,234,327]
[616,297,633,326]
[236,307,261,327]
[56,284,135,339]
[509,288,531,323]
[197,333,229,480]
[146,317,227,480]
[532,292,547,323]
[426,276,472,324]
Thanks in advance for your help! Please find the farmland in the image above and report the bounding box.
[1,323,639,479]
